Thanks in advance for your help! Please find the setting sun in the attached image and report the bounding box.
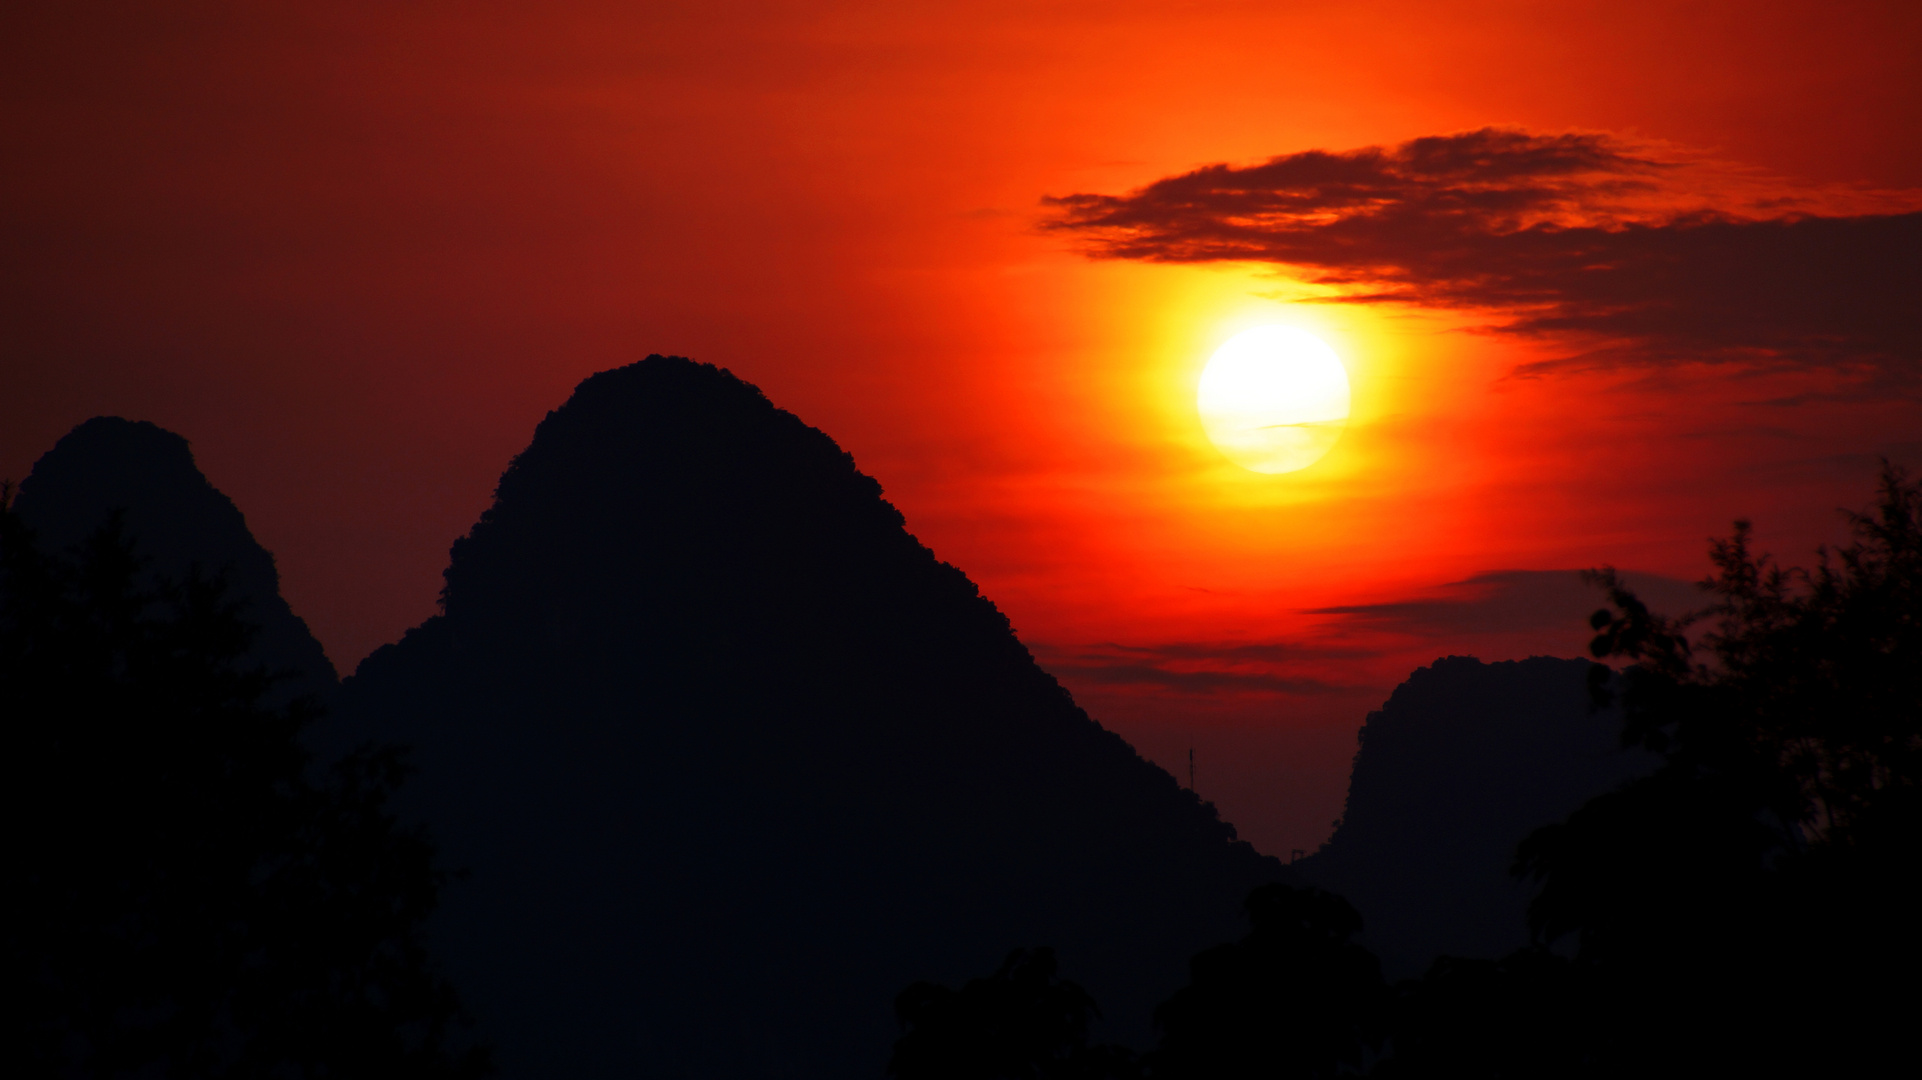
[1196,326,1351,474]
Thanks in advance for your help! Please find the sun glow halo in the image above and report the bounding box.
[1197,326,1351,474]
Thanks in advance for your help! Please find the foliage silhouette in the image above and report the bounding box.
[890,948,1142,1080]
[1504,460,1922,1074]
[899,464,1921,1078]
[890,885,1385,1080]
[1146,883,1386,1080]
[1,491,485,1078]
[1370,949,1596,1079]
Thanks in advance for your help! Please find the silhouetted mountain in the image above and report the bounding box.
[338,356,1282,1078]
[3,455,484,1079]
[12,417,337,702]
[1291,656,1657,977]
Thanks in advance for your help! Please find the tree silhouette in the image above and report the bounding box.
[1147,884,1385,1079]
[890,948,1141,1080]
[899,465,1921,1077]
[1511,460,1922,1074]
[1,491,486,1078]
[1370,948,1596,1079]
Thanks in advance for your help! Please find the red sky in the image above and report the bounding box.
[6,0,1919,853]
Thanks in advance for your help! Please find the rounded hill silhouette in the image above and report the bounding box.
[13,416,337,703]
[1292,655,1657,977]
[341,356,1282,1078]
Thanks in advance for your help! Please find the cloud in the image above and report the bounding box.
[1029,641,1363,696]
[1044,129,1922,382]
[1305,569,1702,639]
[1031,571,1706,695]
[1031,571,1708,702]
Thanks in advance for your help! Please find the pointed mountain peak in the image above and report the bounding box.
[344,355,1279,1076]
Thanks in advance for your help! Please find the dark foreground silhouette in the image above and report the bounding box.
[893,883,1386,1080]
[337,357,1282,1076]
[0,492,484,1077]
[899,463,1922,1077]
[890,949,1141,1080]
[1501,469,1922,1076]
[21,384,1911,1078]
[10,417,337,705]
[1291,655,1657,977]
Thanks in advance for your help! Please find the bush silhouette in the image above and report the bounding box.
[1,492,485,1078]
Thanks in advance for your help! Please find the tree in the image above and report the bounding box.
[888,464,1922,1078]
[1512,460,1922,1075]
[1148,884,1385,1080]
[0,491,487,1078]
[1371,948,1597,1079]
[889,885,1387,1080]
[890,948,1140,1080]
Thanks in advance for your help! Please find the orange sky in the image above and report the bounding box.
[6,0,1919,852]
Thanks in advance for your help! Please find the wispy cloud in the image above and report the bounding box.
[1305,569,1701,639]
[1045,128,1921,384]
[1029,640,1364,697]
[1031,571,1706,697]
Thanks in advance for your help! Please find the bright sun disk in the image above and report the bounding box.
[1197,326,1351,474]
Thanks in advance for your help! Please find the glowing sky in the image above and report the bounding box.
[5,0,1919,853]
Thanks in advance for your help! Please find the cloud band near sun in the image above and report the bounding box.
[1043,128,1922,381]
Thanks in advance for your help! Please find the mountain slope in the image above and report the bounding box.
[1291,655,1658,977]
[12,417,337,702]
[341,356,1281,1078]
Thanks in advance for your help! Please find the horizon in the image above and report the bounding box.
[6,0,1918,856]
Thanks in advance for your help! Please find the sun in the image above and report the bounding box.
[1196,326,1351,474]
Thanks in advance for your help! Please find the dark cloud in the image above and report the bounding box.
[1044,129,1922,381]
[1306,569,1702,639]
[1031,571,1706,695]
[1094,641,1379,663]
[1030,641,1361,696]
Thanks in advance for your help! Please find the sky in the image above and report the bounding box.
[6,0,1919,854]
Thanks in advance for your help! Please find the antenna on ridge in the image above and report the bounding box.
[1188,747,1195,793]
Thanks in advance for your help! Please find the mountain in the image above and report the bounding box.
[1290,655,1658,978]
[338,356,1282,1078]
[11,417,337,702]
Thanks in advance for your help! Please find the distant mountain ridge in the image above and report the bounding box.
[1291,655,1659,977]
[12,398,1665,1073]
[12,417,337,703]
[339,356,1282,1078]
